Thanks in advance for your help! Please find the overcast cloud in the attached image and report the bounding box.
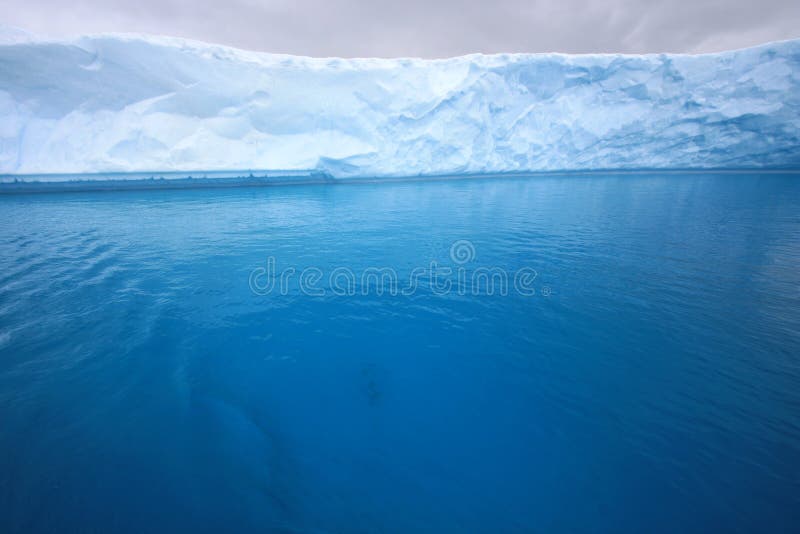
[3,0,799,57]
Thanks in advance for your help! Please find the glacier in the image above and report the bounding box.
[1,30,799,182]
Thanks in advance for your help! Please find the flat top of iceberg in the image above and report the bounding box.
[1,29,798,180]
[2,24,796,60]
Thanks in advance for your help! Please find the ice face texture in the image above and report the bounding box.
[1,32,799,178]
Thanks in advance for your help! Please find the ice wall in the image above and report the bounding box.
[1,31,799,180]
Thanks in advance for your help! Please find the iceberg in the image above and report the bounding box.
[1,30,799,182]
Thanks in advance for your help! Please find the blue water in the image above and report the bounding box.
[1,172,799,533]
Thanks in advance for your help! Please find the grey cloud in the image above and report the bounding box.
[3,0,799,57]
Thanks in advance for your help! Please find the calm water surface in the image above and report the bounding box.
[1,172,799,532]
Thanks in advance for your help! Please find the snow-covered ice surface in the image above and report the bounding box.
[1,30,799,182]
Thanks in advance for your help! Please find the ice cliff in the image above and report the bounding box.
[1,30,799,180]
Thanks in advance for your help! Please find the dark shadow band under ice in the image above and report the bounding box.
[3,168,799,194]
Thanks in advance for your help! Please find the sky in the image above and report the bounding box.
[3,0,799,57]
